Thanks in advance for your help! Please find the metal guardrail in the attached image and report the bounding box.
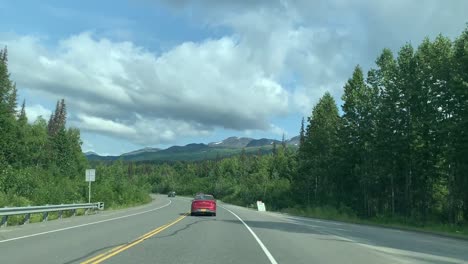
[0,202,104,227]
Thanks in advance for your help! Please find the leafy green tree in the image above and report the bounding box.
[339,65,379,215]
[0,47,18,165]
[28,117,50,167]
[18,100,27,125]
[14,100,30,167]
[0,47,17,115]
[297,92,340,206]
[450,26,468,223]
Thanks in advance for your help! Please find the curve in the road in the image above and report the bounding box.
[2,196,468,264]
[0,199,172,244]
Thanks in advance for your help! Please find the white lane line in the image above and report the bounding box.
[221,205,278,264]
[0,199,172,243]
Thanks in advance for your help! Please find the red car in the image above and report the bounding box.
[191,194,216,216]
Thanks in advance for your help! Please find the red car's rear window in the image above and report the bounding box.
[194,195,215,200]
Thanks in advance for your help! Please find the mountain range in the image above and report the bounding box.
[85,136,300,162]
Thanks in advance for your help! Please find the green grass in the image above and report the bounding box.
[106,195,152,210]
[280,207,468,239]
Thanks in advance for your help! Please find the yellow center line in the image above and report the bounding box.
[80,224,169,264]
[81,253,106,264]
[81,213,188,264]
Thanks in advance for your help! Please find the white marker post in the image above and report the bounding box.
[85,169,96,203]
[257,201,266,212]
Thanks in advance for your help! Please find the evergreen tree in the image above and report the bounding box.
[299,117,305,147]
[340,65,378,215]
[297,92,340,206]
[450,26,468,222]
[281,133,286,149]
[18,100,27,125]
[0,47,18,164]
[47,113,55,136]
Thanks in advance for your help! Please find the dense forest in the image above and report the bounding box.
[1,26,467,229]
[128,27,468,226]
[0,47,150,210]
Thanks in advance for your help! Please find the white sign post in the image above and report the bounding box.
[85,169,96,203]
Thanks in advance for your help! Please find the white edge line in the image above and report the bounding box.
[220,205,278,264]
[0,199,172,243]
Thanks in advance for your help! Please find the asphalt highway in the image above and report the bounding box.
[1,195,467,264]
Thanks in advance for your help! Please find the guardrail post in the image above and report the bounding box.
[72,209,76,217]
[1,215,7,227]
[42,211,48,222]
[23,213,31,224]
[58,210,63,220]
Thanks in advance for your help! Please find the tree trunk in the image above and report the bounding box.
[406,155,413,218]
[391,173,395,216]
[314,175,318,203]
[448,163,455,224]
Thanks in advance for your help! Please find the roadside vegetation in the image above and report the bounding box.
[1,25,467,237]
[281,207,468,238]
[0,48,150,224]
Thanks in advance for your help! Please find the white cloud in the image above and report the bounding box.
[2,32,291,144]
[162,0,468,110]
[24,104,52,123]
[76,114,136,137]
[72,113,212,145]
[202,4,360,115]
[269,124,286,136]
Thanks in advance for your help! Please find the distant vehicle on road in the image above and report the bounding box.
[191,193,216,216]
[168,191,176,197]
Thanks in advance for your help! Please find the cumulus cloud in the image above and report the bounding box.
[159,0,468,109]
[72,113,211,144]
[2,32,291,144]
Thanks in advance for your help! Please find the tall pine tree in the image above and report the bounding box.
[297,92,340,206]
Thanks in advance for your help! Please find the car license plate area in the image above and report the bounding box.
[200,209,207,212]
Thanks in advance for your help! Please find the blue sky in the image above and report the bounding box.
[1,0,467,155]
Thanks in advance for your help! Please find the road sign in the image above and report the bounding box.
[257,201,266,212]
[85,169,95,182]
[85,169,96,204]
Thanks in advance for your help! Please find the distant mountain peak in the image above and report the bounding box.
[208,136,253,148]
[287,135,300,146]
[121,147,161,156]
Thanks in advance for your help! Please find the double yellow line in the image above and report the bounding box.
[81,213,188,264]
